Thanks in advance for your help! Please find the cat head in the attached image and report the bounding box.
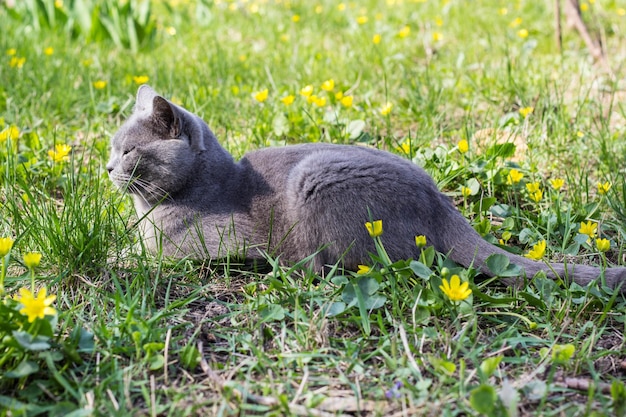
[107,85,206,203]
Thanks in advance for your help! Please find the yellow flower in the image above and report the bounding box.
[415,235,427,247]
[380,102,393,116]
[17,287,57,323]
[337,3,346,11]
[519,107,534,118]
[48,144,72,163]
[23,252,42,269]
[357,265,371,275]
[549,178,565,190]
[580,3,588,12]
[529,189,543,202]
[499,8,508,15]
[579,220,598,239]
[132,75,149,85]
[356,16,368,25]
[0,237,14,257]
[461,186,472,198]
[595,238,610,252]
[373,33,381,44]
[434,17,443,26]
[509,17,523,28]
[93,80,107,90]
[398,26,410,38]
[9,57,26,68]
[321,79,335,91]
[313,96,327,107]
[526,182,540,193]
[597,181,611,195]
[0,125,20,142]
[618,8,626,16]
[292,14,300,22]
[457,139,469,154]
[280,95,295,106]
[6,48,16,56]
[340,95,353,107]
[165,26,177,36]
[524,240,546,260]
[398,140,411,154]
[576,131,584,138]
[365,220,383,237]
[300,85,313,97]
[439,275,472,302]
[506,169,524,185]
[253,88,269,103]
[517,29,529,38]
[432,32,443,42]
[44,47,54,56]
[54,0,63,8]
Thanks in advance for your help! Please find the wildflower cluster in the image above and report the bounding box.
[332,219,474,335]
[0,233,69,383]
[252,79,356,110]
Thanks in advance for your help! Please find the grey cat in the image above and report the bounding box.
[107,85,626,292]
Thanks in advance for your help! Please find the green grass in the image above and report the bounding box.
[1,0,626,416]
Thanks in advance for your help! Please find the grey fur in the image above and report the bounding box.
[107,85,626,292]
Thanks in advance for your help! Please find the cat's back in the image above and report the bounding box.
[240,142,438,211]
[241,142,417,179]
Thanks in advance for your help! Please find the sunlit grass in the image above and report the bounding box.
[1,0,626,415]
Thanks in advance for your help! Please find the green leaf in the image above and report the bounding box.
[325,301,346,317]
[12,331,51,351]
[472,197,497,215]
[574,234,590,245]
[149,354,165,370]
[0,395,43,413]
[5,360,39,378]
[143,342,164,353]
[519,291,546,309]
[181,344,201,370]
[469,384,497,414]
[259,303,285,322]
[563,241,581,255]
[485,254,509,275]
[485,253,522,277]
[331,275,349,286]
[409,261,433,279]
[77,328,95,352]
[341,277,386,310]
[479,356,503,379]
[429,356,456,375]
[486,142,516,159]
[62,408,94,417]
[611,380,626,417]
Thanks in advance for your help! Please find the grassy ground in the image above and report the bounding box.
[1,0,626,416]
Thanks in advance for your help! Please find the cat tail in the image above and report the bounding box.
[440,211,626,293]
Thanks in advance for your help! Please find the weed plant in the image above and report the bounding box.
[1,0,626,416]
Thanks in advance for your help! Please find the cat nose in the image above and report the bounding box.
[106,164,114,174]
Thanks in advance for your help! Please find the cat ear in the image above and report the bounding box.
[136,85,158,111]
[152,96,183,138]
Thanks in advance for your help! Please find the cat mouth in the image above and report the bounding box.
[109,172,169,202]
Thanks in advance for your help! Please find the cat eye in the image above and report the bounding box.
[122,146,135,156]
